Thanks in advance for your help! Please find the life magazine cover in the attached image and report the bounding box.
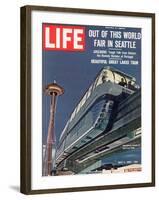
[42,23,141,176]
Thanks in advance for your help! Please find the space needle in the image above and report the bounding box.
[44,81,64,176]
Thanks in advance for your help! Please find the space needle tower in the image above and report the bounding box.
[44,81,64,176]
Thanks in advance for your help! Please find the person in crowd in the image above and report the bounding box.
[118,78,127,87]
[127,80,135,90]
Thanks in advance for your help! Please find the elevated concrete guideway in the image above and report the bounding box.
[56,90,141,173]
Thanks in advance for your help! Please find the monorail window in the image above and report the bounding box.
[70,108,77,121]
[118,77,127,87]
[114,72,127,85]
[104,69,115,83]
[72,85,94,118]
[95,72,103,87]
[86,85,93,99]
[102,75,107,83]
[112,69,137,89]
[91,74,99,91]
[127,80,135,90]
[80,93,87,108]
[95,69,115,87]
[76,102,81,113]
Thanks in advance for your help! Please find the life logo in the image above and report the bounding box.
[43,24,85,51]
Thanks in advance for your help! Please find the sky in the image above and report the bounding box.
[42,24,141,145]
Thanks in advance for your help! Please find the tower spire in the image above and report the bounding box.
[43,82,64,176]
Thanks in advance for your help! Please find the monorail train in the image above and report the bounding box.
[56,66,140,167]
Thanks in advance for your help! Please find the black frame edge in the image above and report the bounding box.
[151,13,155,187]
[23,5,155,17]
[20,6,32,195]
